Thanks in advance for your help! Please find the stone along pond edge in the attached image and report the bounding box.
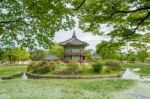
[0,72,124,80]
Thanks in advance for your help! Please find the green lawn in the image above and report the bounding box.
[138,68,150,75]
[0,66,27,77]
[0,79,135,99]
[122,63,150,75]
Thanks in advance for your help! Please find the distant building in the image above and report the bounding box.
[59,32,88,63]
[43,54,58,61]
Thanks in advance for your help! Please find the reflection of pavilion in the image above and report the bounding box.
[59,32,88,63]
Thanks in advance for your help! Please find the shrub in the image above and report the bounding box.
[67,60,79,70]
[38,61,49,67]
[49,61,57,66]
[105,60,121,70]
[28,61,55,74]
[92,62,103,73]
[49,61,57,70]
[33,66,50,74]
[27,61,38,71]
[105,66,112,73]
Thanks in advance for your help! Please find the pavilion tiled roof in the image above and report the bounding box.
[59,32,88,46]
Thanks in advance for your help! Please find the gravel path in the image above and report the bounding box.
[113,81,150,99]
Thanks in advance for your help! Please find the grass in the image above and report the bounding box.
[137,68,150,75]
[122,63,150,75]
[0,79,135,99]
[0,65,27,77]
[122,63,144,69]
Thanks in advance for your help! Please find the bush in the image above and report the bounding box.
[105,60,121,70]
[49,61,57,70]
[38,61,49,67]
[92,62,103,73]
[49,61,56,66]
[27,61,38,71]
[105,66,112,73]
[67,60,79,70]
[27,61,55,74]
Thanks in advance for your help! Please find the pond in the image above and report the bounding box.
[122,68,150,81]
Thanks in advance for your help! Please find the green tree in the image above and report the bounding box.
[96,41,123,60]
[5,48,30,63]
[84,49,92,61]
[29,49,48,61]
[0,49,7,61]
[137,50,149,62]
[125,50,137,62]
[49,44,64,59]
[130,42,149,62]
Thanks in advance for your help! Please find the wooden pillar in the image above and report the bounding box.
[80,55,82,63]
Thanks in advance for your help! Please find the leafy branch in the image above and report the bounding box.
[111,6,150,16]
[73,0,86,10]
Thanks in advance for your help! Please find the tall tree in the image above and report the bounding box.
[29,48,48,61]
[0,49,7,61]
[137,50,149,62]
[49,44,64,59]
[5,47,30,63]
[96,41,123,60]
[84,49,92,61]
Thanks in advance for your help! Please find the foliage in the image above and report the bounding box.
[137,50,149,62]
[79,0,150,43]
[3,48,30,63]
[29,48,48,61]
[49,61,57,66]
[33,65,50,74]
[129,42,149,62]
[1,0,150,49]
[0,0,75,48]
[105,60,121,70]
[28,61,54,74]
[0,49,7,61]
[49,61,57,70]
[125,50,137,62]
[104,66,112,73]
[84,49,92,61]
[67,60,79,70]
[49,44,64,59]
[96,41,123,60]
[92,62,103,73]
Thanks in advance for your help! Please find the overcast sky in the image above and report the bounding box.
[54,24,112,50]
[54,30,105,50]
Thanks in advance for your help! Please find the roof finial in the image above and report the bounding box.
[72,30,76,38]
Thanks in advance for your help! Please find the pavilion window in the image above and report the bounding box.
[65,47,71,53]
[72,47,80,53]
